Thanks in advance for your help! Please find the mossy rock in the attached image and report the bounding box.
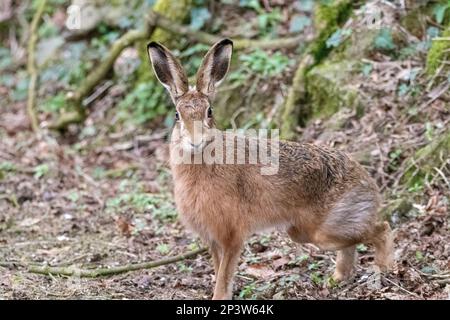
[136,0,192,83]
[401,129,450,187]
[306,60,362,121]
[214,85,273,130]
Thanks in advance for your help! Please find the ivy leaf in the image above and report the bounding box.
[374,28,396,51]
[294,0,314,12]
[433,3,449,24]
[239,0,260,11]
[190,7,211,31]
[427,26,440,39]
[289,15,311,33]
[326,28,352,48]
[398,83,409,96]
[362,63,373,77]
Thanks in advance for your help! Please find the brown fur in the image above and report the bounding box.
[147,39,394,300]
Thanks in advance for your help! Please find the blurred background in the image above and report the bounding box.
[0,0,449,299]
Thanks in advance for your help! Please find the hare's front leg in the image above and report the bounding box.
[209,241,222,275]
[212,240,242,300]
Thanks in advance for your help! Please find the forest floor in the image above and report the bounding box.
[0,97,448,300]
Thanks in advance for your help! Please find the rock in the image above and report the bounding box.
[306,60,362,120]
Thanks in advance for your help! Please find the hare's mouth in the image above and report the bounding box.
[184,136,214,154]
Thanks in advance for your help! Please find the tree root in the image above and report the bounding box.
[1,247,207,278]
[279,54,314,139]
[26,0,47,133]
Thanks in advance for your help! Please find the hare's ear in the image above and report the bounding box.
[196,39,233,98]
[147,42,188,103]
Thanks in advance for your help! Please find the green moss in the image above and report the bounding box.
[306,60,361,120]
[310,0,354,64]
[136,0,192,83]
[426,25,450,75]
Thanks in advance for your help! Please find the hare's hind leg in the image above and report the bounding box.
[333,245,356,281]
[370,221,394,272]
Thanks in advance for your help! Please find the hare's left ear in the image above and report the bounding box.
[196,39,233,99]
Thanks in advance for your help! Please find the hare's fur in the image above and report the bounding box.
[147,39,393,300]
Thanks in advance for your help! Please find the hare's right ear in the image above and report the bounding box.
[196,39,233,99]
[147,42,188,103]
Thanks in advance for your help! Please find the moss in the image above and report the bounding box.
[401,129,450,187]
[136,0,192,83]
[306,60,361,120]
[310,0,354,64]
[426,24,450,75]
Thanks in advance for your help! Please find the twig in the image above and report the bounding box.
[27,247,207,278]
[434,167,450,190]
[26,0,47,133]
[382,275,421,298]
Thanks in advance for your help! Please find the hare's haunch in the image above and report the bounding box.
[147,39,393,300]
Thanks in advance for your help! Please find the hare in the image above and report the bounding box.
[147,39,393,300]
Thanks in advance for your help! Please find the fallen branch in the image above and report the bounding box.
[26,247,207,278]
[146,11,302,50]
[26,0,47,132]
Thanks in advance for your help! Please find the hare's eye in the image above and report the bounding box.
[175,112,180,121]
[207,107,213,118]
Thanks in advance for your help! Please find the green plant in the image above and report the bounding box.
[34,164,49,179]
[433,2,450,24]
[388,149,402,171]
[310,272,323,285]
[190,4,211,31]
[42,93,66,113]
[239,283,257,299]
[107,192,159,212]
[425,122,435,142]
[0,48,13,72]
[374,28,396,51]
[177,262,193,273]
[288,254,309,266]
[67,191,80,203]
[156,243,170,255]
[118,82,167,124]
[408,181,424,193]
[326,28,352,48]
[356,244,367,252]
[231,49,293,83]
[415,250,424,262]
[239,0,282,36]
[289,15,312,33]
[308,261,321,270]
[361,62,373,77]
[0,161,16,172]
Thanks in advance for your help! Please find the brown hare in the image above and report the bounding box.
[147,39,393,300]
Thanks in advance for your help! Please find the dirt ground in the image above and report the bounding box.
[0,100,448,300]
